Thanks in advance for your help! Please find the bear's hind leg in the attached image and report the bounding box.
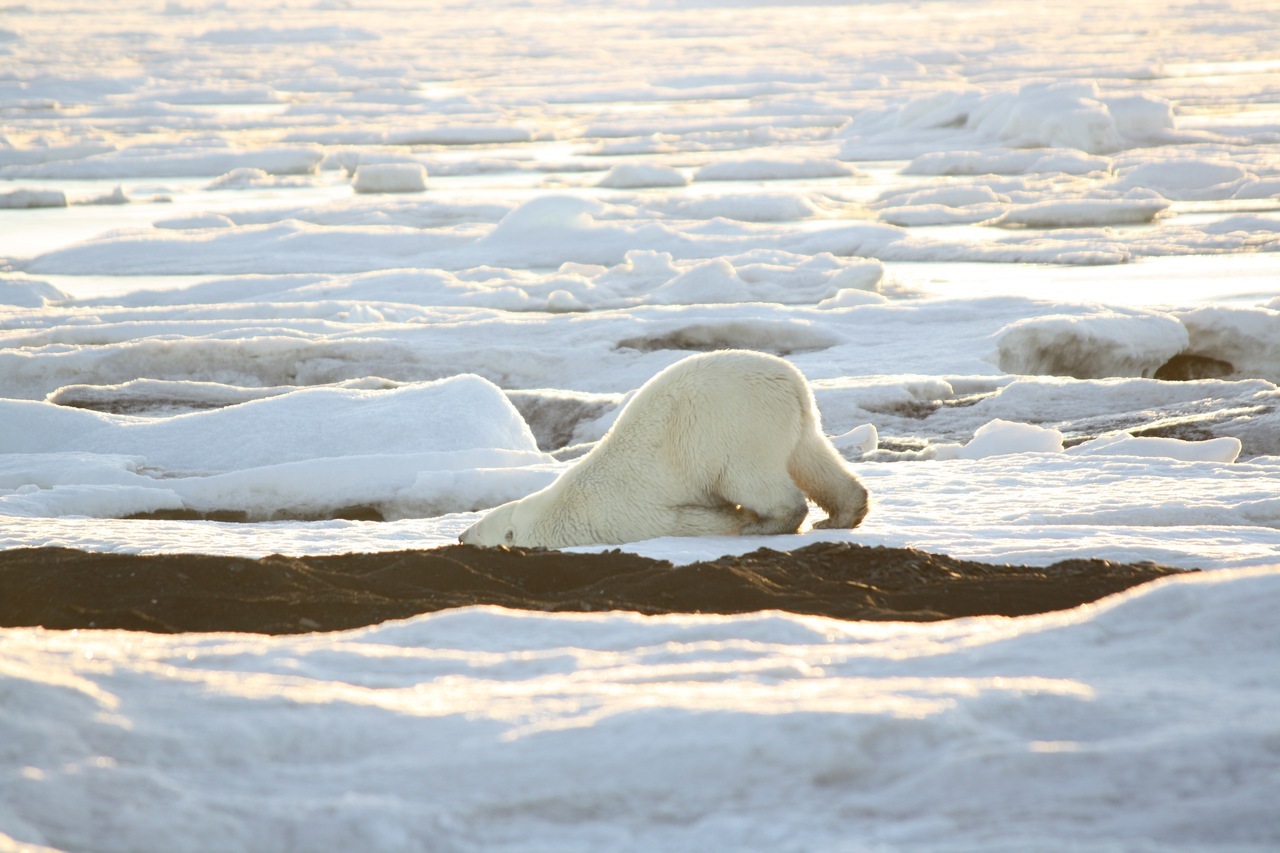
[665,503,748,537]
[716,475,809,536]
[788,423,869,529]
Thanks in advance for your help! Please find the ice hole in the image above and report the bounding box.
[1153,353,1237,382]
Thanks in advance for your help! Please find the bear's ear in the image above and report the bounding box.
[504,528,515,545]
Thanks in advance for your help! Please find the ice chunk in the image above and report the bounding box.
[816,288,887,308]
[596,164,688,188]
[154,213,236,230]
[1068,433,1242,463]
[847,82,1179,161]
[880,204,1004,227]
[352,163,428,194]
[483,195,601,241]
[991,197,1168,229]
[904,148,1111,177]
[876,185,1011,208]
[995,310,1189,379]
[933,419,1065,460]
[78,185,130,206]
[1103,94,1177,140]
[0,277,69,307]
[974,83,1120,151]
[830,423,879,457]
[47,378,302,414]
[1116,158,1252,201]
[0,188,66,208]
[168,449,555,521]
[0,377,538,474]
[649,259,752,304]
[1175,305,1280,382]
[206,168,276,190]
[0,482,185,519]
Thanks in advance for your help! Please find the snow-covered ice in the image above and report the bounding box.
[2,0,1279,849]
[4,568,1279,853]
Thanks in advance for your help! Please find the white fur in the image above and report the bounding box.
[458,349,869,549]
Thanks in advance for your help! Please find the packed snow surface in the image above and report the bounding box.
[2,0,1279,850]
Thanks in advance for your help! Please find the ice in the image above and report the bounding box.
[0,189,66,208]
[968,82,1132,153]
[1069,432,1243,463]
[838,81,1185,159]
[205,169,305,191]
[1175,305,1280,383]
[693,158,859,181]
[932,418,1065,460]
[1115,157,1256,200]
[993,310,1190,379]
[0,378,546,520]
[0,278,69,307]
[384,126,536,145]
[1,145,325,180]
[596,164,689,188]
[829,422,879,457]
[23,188,1276,276]
[924,419,1243,464]
[195,25,382,45]
[990,196,1169,228]
[351,163,428,194]
[903,148,1113,177]
[4,0,1280,848]
[2,377,536,471]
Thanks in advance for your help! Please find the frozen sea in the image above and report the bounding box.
[1,0,1278,850]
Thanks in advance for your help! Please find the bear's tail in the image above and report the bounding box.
[788,413,869,529]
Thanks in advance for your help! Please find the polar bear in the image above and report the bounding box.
[458,349,868,549]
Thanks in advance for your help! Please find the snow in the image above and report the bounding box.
[2,569,1278,852]
[2,0,1280,849]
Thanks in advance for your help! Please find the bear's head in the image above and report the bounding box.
[457,499,518,547]
[458,491,555,548]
